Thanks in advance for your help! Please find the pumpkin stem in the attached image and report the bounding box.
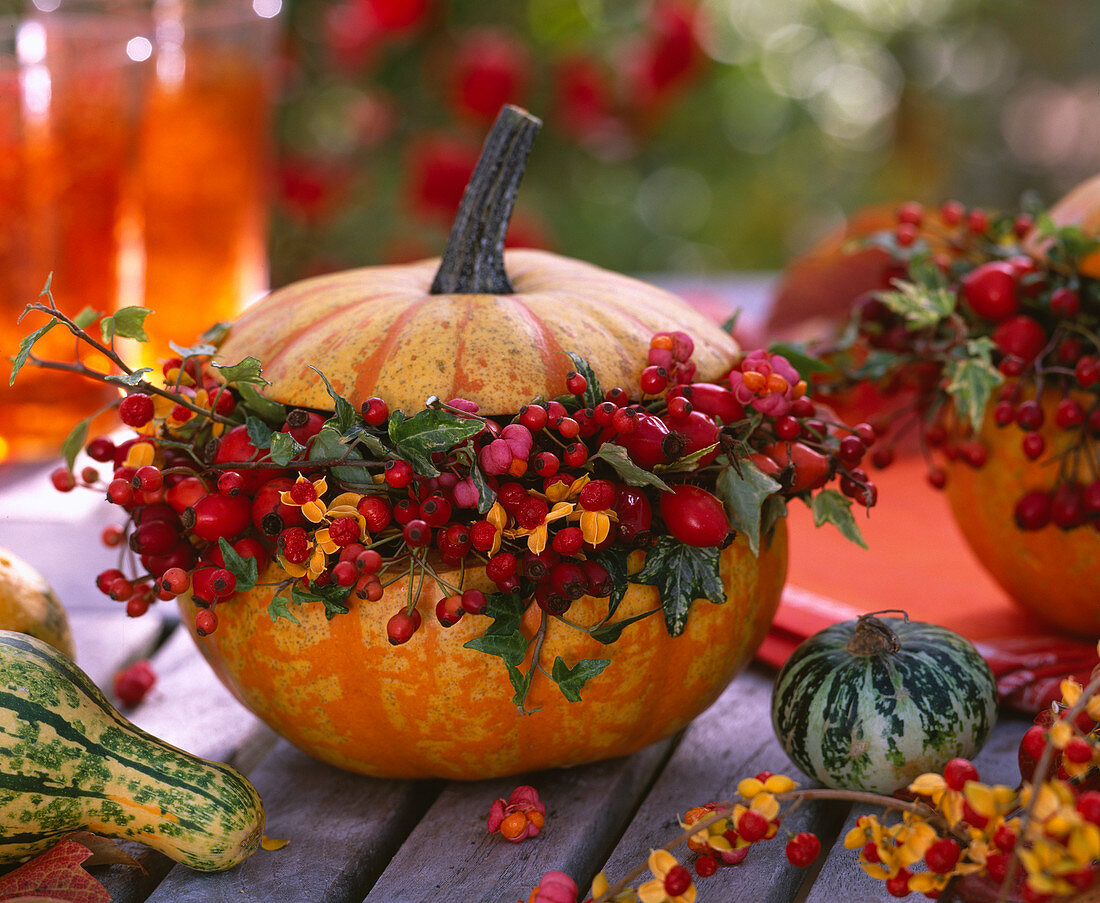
[846,613,902,656]
[430,105,542,296]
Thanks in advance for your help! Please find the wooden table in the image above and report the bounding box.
[0,460,1031,903]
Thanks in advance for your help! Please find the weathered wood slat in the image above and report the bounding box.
[143,740,443,903]
[596,666,853,903]
[365,737,678,903]
[800,715,1032,903]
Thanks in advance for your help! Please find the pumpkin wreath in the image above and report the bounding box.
[16,107,876,777]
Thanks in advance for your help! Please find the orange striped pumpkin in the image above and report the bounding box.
[189,107,784,778]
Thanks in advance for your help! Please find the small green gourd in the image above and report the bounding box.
[0,630,264,870]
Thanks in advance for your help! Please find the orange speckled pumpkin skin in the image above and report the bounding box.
[179,524,787,779]
[217,249,740,416]
[944,389,1100,637]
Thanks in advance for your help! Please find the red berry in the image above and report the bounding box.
[927,467,947,490]
[885,867,912,898]
[1016,400,1044,431]
[486,552,518,585]
[519,404,548,431]
[942,758,978,791]
[532,451,559,476]
[640,365,669,395]
[862,842,880,864]
[384,459,414,488]
[184,493,251,543]
[1077,791,1100,824]
[1050,286,1081,318]
[386,609,421,645]
[694,855,718,877]
[1065,736,1094,764]
[1021,432,1046,460]
[785,832,821,868]
[896,201,923,225]
[1020,724,1048,761]
[50,467,76,492]
[113,659,156,707]
[461,589,487,615]
[361,396,389,426]
[565,371,588,395]
[1055,398,1085,429]
[435,595,464,627]
[659,484,729,548]
[960,261,1019,320]
[419,495,453,527]
[86,436,116,462]
[393,498,420,525]
[924,837,960,873]
[562,442,588,468]
[663,865,692,897]
[774,415,801,441]
[403,519,431,548]
[736,810,768,843]
[358,495,392,533]
[216,470,245,496]
[551,526,584,556]
[992,315,1046,362]
[966,208,989,233]
[555,417,580,439]
[106,478,134,506]
[194,608,218,636]
[119,393,155,427]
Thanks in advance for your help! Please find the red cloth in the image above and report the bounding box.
[754,453,1098,714]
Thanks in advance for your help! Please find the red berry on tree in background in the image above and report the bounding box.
[992,315,1047,363]
[405,134,479,222]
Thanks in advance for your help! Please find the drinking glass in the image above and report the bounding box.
[132,0,281,366]
[0,14,138,463]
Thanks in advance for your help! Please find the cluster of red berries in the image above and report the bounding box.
[822,199,1099,531]
[52,328,875,645]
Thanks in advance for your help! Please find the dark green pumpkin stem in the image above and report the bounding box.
[846,613,904,656]
[430,105,542,296]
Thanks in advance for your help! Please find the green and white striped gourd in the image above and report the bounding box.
[770,613,998,794]
[0,630,264,870]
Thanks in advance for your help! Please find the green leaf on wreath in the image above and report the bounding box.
[72,307,100,329]
[59,417,90,472]
[563,351,603,409]
[213,356,269,387]
[102,306,151,343]
[588,608,659,645]
[592,443,672,491]
[343,421,392,459]
[269,431,306,467]
[169,340,218,359]
[199,321,232,346]
[589,547,631,622]
[877,281,955,329]
[715,459,781,555]
[292,581,350,620]
[268,593,300,625]
[550,656,611,702]
[944,338,1003,430]
[245,415,274,451]
[507,662,539,714]
[633,536,724,637]
[388,408,484,477]
[217,538,259,594]
[767,342,832,376]
[105,368,154,387]
[810,489,868,549]
[10,320,57,386]
[309,427,373,485]
[237,382,286,426]
[309,366,357,433]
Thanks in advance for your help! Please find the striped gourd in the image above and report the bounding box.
[0,631,264,870]
[770,613,998,794]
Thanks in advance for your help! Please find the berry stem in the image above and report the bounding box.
[430,105,542,296]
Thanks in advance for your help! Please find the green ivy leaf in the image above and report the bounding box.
[656,442,719,474]
[102,306,151,343]
[550,656,610,702]
[877,281,956,329]
[945,338,1003,430]
[213,356,269,387]
[564,351,603,409]
[715,459,782,555]
[388,409,484,477]
[217,538,259,594]
[309,427,373,485]
[268,593,300,625]
[199,321,232,346]
[169,340,219,359]
[342,421,392,459]
[588,608,659,645]
[592,443,672,491]
[464,590,529,665]
[59,418,90,472]
[589,547,631,622]
[766,342,832,376]
[633,536,724,637]
[291,581,350,620]
[10,320,57,385]
[72,307,100,329]
[269,431,306,467]
[810,489,868,549]
[506,662,539,714]
[105,368,154,387]
[237,382,286,426]
[245,415,274,451]
[466,631,530,666]
[309,366,357,433]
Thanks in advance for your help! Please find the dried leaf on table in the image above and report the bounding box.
[0,838,111,903]
[260,837,289,851]
[64,833,143,870]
